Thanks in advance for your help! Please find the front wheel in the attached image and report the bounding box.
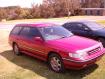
[48,53,65,73]
[98,38,105,47]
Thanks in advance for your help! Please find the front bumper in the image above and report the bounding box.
[63,49,105,70]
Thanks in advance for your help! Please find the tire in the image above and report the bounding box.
[13,43,21,56]
[48,53,65,73]
[98,38,105,47]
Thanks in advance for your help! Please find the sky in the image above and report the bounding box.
[0,0,43,8]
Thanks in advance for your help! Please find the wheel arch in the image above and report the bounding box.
[47,51,62,61]
[12,42,17,47]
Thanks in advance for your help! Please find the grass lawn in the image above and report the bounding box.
[1,16,105,24]
[97,20,105,25]
[0,16,105,79]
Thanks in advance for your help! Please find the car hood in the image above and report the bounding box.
[94,28,105,37]
[46,36,99,52]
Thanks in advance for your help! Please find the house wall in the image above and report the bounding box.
[81,9,104,16]
[80,0,103,8]
[80,0,105,15]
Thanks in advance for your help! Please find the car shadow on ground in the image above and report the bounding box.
[0,50,99,79]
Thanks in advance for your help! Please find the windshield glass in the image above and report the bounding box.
[84,22,104,30]
[38,26,73,40]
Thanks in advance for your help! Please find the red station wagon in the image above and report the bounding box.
[9,23,105,72]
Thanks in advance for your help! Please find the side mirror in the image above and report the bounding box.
[34,37,43,42]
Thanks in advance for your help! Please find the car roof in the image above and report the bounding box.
[65,20,93,24]
[15,22,58,28]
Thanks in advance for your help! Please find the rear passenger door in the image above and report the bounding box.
[28,27,46,58]
[18,26,46,59]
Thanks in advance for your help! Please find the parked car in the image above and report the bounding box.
[9,23,105,72]
[63,21,105,47]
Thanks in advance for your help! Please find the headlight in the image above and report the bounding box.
[69,50,88,60]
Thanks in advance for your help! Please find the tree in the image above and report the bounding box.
[44,0,81,17]
[30,4,41,18]
[40,1,55,18]
[0,8,7,20]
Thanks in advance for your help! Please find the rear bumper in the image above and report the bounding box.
[63,49,105,70]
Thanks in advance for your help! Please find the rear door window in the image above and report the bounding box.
[75,23,84,30]
[74,23,89,30]
[68,23,86,30]
[68,23,78,30]
[29,27,42,38]
[19,27,41,38]
[19,27,30,37]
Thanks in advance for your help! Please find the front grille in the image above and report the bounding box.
[88,47,101,55]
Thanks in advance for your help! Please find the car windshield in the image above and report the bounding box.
[38,25,73,40]
[84,22,104,30]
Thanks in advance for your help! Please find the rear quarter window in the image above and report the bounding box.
[63,23,70,28]
[10,26,22,35]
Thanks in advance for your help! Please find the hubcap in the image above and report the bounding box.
[50,57,61,71]
[14,45,19,54]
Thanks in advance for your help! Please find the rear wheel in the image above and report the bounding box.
[98,38,105,47]
[48,53,65,73]
[13,43,21,55]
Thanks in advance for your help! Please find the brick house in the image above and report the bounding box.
[81,8,105,15]
[80,0,105,15]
